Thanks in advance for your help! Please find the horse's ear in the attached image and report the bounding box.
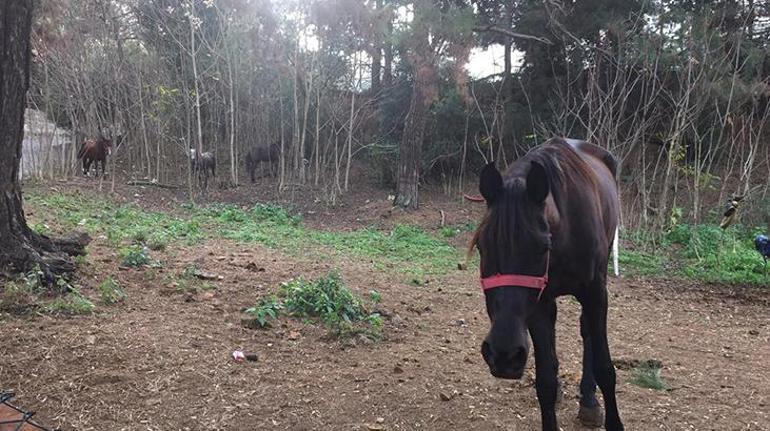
[526,161,549,203]
[479,162,503,205]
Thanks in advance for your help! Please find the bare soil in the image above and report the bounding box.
[1,176,768,430]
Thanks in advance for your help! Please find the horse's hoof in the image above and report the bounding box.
[577,404,604,428]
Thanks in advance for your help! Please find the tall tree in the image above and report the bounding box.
[394,0,473,209]
[0,0,87,282]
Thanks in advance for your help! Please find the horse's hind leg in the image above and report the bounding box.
[578,311,603,427]
[529,300,559,431]
[582,282,624,431]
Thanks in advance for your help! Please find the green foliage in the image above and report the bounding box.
[244,296,283,328]
[208,203,458,279]
[44,289,95,315]
[0,280,39,313]
[121,245,151,267]
[98,277,126,304]
[619,224,768,286]
[369,290,382,303]
[147,234,168,251]
[247,271,382,340]
[630,363,667,391]
[440,222,476,238]
[25,193,204,248]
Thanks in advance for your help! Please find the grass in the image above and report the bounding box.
[25,192,204,248]
[619,223,768,286]
[165,264,218,294]
[26,190,766,287]
[120,245,151,267]
[44,289,95,315]
[629,363,667,390]
[26,192,460,281]
[245,271,382,340]
[205,203,459,279]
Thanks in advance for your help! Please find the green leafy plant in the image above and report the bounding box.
[246,271,382,340]
[244,296,283,328]
[44,289,95,315]
[121,245,151,267]
[630,363,667,390]
[98,277,126,304]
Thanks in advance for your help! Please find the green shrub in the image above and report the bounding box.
[98,277,126,304]
[244,296,283,328]
[44,290,95,315]
[247,271,382,340]
[121,245,150,267]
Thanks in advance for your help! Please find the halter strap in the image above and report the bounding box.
[480,252,550,301]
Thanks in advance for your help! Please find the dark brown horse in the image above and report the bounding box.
[470,138,623,430]
[77,137,112,176]
[244,143,280,182]
[189,148,216,189]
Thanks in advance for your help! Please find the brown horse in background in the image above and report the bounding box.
[471,138,623,430]
[77,137,112,176]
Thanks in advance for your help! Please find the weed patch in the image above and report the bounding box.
[98,277,126,304]
[121,245,151,267]
[245,271,382,340]
[44,290,95,315]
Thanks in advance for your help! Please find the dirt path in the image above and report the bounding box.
[2,180,769,430]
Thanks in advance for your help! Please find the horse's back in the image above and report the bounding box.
[548,138,619,249]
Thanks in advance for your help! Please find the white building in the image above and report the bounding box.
[21,108,73,179]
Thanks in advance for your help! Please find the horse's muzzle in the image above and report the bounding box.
[481,340,527,380]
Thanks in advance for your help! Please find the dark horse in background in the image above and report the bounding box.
[77,137,112,176]
[244,143,280,182]
[189,148,216,189]
[470,138,623,430]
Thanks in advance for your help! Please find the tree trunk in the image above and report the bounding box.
[394,84,428,209]
[394,0,435,210]
[383,18,393,88]
[0,0,89,283]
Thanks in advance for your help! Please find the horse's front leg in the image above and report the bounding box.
[582,280,624,431]
[528,299,559,431]
[579,310,603,427]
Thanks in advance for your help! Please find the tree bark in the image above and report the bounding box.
[0,0,89,283]
[394,86,429,209]
[393,0,436,210]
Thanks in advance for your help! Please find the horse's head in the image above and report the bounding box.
[189,148,197,161]
[473,161,551,379]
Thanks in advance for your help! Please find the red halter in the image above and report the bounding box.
[480,252,550,301]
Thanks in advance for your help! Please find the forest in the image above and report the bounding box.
[24,0,770,225]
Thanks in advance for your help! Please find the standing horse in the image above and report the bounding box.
[244,143,280,182]
[189,148,216,189]
[470,138,623,431]
[77,137,112,176]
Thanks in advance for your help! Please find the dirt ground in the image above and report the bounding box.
[1,176,769,431]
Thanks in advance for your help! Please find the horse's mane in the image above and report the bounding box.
[468,139,598,268]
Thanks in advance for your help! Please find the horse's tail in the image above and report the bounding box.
[612,226,619,277]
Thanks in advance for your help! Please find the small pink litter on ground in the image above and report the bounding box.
[232,349,258,362]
